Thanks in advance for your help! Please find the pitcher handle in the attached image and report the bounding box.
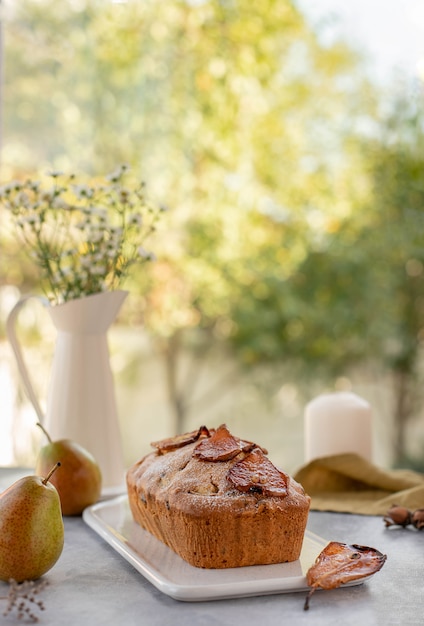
[6,294,50,424]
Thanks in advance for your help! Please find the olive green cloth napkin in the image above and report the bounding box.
[293,453,424,515]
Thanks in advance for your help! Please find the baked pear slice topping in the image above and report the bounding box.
[227,448,288,497]
[194,424,246,461]
[152,425,211,454]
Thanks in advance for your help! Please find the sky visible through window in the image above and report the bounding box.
[298,0,424,83]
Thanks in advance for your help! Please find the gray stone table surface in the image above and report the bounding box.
[1,468,422,626]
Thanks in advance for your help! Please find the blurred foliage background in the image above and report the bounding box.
[1,0,424,471]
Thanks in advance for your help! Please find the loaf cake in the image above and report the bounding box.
[126,424,311,569]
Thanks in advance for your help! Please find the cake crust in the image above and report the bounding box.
[126,425,310,569]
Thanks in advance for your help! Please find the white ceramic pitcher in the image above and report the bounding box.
[6,290,128,490]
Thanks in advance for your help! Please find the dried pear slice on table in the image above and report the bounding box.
[304,541,387,610]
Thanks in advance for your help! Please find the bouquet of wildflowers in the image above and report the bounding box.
[0,164,166,305]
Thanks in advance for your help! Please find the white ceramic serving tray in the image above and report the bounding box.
[83,495,361,602]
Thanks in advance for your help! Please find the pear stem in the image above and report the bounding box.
[36,421,52,444]
[42,462,61,485]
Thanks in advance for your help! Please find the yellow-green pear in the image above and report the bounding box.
[35,423,102,516]
[0,464,64,582]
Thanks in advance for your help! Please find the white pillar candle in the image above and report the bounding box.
[304,391,373,463]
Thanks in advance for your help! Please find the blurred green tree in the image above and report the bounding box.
[355,93,424,466]
[218,85,424,467]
